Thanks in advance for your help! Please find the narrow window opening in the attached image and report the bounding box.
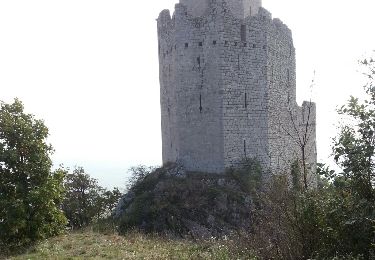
[225,41,228,46]
[252,44,256,48]
[241,25,247,42]
[200,70,204,87]
[245,93,248,108]
[199,42,203,46]
[197,57,201,68]
[199,94,203,113]
[213,40,217,45]
[185,43,188,48]
[277,155,280,167]
[243,42,247,47]
[244,140,247,157]
[262,66,267,77]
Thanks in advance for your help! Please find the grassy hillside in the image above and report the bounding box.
[3,230,257,260]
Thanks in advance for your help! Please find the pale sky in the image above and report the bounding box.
[0,0,374,189]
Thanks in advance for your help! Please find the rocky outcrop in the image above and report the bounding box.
[114,163,260,239]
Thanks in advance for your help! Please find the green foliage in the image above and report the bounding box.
[249,58,375,258]
[271,58,375,259]
[0,99,66,250]
[250,159,374,259]
[126,165,155,191]
[227,158,263,193]
[305,164,375,259]
[326,57,375,258]
[250,174,304,259]
[62,167,122,229]
[333,57,375,201]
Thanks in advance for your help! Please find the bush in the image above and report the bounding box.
[226,158,263,194]
[250,164,374,260]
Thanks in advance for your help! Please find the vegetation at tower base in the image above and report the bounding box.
[248,58,375,260]
[114,145,374,259]
[0,99,66,251]
[247,164,374,260]
[115,160,262,238]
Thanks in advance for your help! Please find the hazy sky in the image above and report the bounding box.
[1,0,374,189]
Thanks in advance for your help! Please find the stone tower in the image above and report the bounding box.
[157,0,316,178]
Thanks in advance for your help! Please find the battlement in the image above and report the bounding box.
[157,10,173,33]
[258,7,272,19]
[179,0,262,19]
[273,18,293,38]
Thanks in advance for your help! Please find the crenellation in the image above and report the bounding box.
[158,0,317,178]
[258,7,271,20]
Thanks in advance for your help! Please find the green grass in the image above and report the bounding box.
[3,230,257,259]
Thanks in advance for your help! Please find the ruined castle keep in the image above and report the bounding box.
[157,0,317,176]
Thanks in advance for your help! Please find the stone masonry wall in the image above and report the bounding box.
[220,3,269,169]
[158,1,226,173]
[157,0,316,176]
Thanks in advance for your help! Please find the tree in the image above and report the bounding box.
[62,167,122,229]
[272,73,317,191]
[0,99,66,249]
[283,75,316,191]
[333,57,375,201]
[287,99,316,191]
[101,187,122,216]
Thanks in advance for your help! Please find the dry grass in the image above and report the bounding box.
[4,230,257,260]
